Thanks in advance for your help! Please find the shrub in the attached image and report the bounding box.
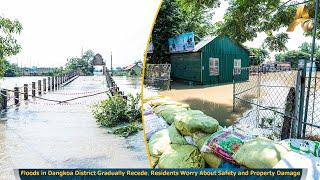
[92,93,142,128]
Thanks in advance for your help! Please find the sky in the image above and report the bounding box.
[0,0,162,68]
[0,0,317,68]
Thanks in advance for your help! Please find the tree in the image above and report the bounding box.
[299,42,320,54]
[275,50,310,68]
[65,49,95,75]
[3,60,22,77]
[149,0,219,64]
[0,16,23,76]
[249,48,269,65]
[216,0,314,52]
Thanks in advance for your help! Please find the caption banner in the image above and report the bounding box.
[18,169,304,180]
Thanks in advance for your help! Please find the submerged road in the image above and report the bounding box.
[0,76,148,179]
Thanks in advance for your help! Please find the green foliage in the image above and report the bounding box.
[150,0,219,64]
[275,41,320,69]
[249,48,269,65]
[112,123,142,137]
[3,60,22,77]
[92,93,142,128]
[216,0,302,51]
[275,50,310,68]
[0,16,23,77]
[66,49,95,75]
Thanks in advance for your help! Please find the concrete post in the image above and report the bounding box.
[32,82,36,97]
[14,87,19,105]
[43,78,47,92]
[48,77,51,91]
[24,84,28,100]
[38,80,42,95]
[1,89,7,109]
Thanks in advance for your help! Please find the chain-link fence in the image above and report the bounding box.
[144,64,171,90]
[233,66,304,140]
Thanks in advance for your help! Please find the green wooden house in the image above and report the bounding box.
[170,36,250,85]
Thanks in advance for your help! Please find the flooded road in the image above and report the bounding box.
[0,76,148,179]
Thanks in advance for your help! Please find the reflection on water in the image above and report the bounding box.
[0,76,147,179]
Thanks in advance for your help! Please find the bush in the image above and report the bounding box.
[92,93,142,128]
[112,123,142,137]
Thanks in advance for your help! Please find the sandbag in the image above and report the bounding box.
[158,144,205,168]
[233,137,289,168]
[192,132,211,149]
[201,128,249,164]
[202,152,222,168]
[144,114,169,140]
[192,132,223,168]
[158,108,189,124]
[153,104,189,114]
[175,112,219,136]
[148,124,187,157]
[148,98,182,107]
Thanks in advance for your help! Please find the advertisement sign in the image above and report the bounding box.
[168,32,195,53]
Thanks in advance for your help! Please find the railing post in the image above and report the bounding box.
[48,77,51,91]
[55,77,58,90]
[14,87,19,105]
[51,76,55,91]
[1,89,7,109]
[24,84,28,100]
[32,82,36,97]
[38,80,42,95]
[43,78,46,92]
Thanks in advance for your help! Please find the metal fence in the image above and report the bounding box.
[233,65,320,140]
[144,64,171,90]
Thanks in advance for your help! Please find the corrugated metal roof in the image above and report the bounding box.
[193,36,216,52]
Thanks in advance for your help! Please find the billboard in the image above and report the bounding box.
[168,32,195,53]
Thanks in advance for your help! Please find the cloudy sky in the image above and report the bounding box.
[0,0,162,68]
[1,0,316,67]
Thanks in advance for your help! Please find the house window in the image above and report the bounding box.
[234,59,241,74]
[209,58,219,76]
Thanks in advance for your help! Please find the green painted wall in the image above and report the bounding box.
[170,36,249,85]
[201,36,249,85]
[170,52,201,82]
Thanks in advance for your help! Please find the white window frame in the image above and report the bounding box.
[209,58,219,76]
[234,59,241,75]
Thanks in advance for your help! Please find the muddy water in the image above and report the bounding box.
[0,76,148,179]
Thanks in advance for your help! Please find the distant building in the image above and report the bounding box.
[122,62,142,75]
[92,54,106,75]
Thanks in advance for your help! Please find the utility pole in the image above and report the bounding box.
[110,51,113,76]
[302,0,319,138]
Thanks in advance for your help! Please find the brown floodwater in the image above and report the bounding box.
[0,76,148,179]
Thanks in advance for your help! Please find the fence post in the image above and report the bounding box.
[14,87,19,105]
[48,77,51,91]
[24,84,28,100]
[55,76,58,90]
[38,80,42,95]
[32,82,36,97]
[43,78,47,93]
[1,89,7,109]
[51,76,55,91]
[297,60,307,138]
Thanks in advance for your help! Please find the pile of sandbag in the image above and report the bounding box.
[143,95,320,170]
[144,95,221,168]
